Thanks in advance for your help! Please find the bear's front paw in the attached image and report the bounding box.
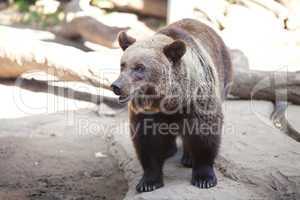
[136,177,163,193]
[191,165,217,189]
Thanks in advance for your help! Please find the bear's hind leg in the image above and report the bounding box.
[164,137,177,160]
[181,138,193,168]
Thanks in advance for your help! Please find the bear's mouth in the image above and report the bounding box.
[119,95,131,104]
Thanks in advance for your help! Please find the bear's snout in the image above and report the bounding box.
[111,82,122,96]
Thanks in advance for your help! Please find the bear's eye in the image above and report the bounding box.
[134,64,145,72]
[120,63,126,70]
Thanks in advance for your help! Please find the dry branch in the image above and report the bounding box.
[271,101,300,142]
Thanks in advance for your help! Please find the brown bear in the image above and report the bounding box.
[111,18,233,193]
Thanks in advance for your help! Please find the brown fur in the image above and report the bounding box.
[158,19,233,98]
[112,19,233,193]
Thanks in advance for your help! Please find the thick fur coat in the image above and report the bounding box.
[111,18,233,193]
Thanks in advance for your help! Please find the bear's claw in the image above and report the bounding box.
[136,178,163,193]
[191,165,217,189]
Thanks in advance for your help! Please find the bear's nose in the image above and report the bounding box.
[111,83,122,96]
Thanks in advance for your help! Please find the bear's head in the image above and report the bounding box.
[111,31,186,110]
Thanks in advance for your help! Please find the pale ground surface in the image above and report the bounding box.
[111,101,300,200]
[1,80,299,200]
[0,82,128,200]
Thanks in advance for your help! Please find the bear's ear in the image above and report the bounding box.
[118,31,136,51]
[163,40,186,63]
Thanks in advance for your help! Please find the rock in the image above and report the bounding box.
[220,101,300,199]
[99,12,154,40]
[193,0,228,29]
[222,5,282,49]
[0,0,8,11]
[221,5,300,70]
[97,103,117,117]
[229,49,250,70]
[35,0,60,15]
[279,0,300,30]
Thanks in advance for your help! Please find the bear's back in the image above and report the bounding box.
[158,19,233,98]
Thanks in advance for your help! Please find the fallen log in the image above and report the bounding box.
[0,25,120,90]
[54,0,130,48]
[55,0,154,48]
[54,16,129,48]
[231,68,300,105]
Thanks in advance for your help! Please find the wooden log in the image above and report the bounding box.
[0,25,120,90]
[56,0,154,47]
[231,68,300,105]
[54,16,129,48]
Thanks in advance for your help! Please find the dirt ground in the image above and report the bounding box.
[0,81,128,200]
[0,137,128,200]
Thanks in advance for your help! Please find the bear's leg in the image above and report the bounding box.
[135,152,164,193]
[183,121,221,189]
[164,137,177,159]
[133,126,176,193]
[181,138,193,168]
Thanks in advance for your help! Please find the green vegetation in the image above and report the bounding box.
[9,0,63,28]
[22,10,62,28]
[226,0,237,4]
[14,0,37,12]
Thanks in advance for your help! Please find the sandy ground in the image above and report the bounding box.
[0,81,128,200]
